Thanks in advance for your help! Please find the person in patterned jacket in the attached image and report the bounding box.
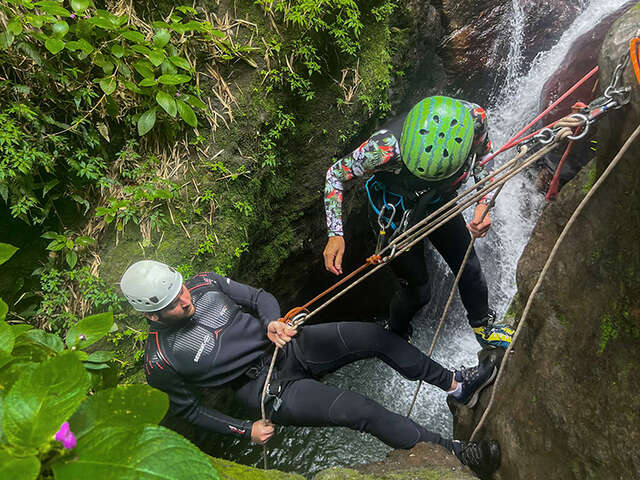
[119,260,501,476]
[322,96,513,347]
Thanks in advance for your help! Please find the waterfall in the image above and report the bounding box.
[482,0,634,322]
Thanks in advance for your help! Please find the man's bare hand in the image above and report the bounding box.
[323,236,345,275]
[467,203,492,238]
[251,419,275,445]
[267,321,297,348]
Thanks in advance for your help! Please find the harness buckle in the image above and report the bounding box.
[266,382,283,411]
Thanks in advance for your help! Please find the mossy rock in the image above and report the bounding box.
[210,457,305,480]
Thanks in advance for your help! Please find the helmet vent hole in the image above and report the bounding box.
[419,129,428,135]
[425,145,433,153]
[455,137,463,144]
[149,296,159,303]
[438,132,445,139]
[451,119,458,127]
[417,167,425,173]
[433,115,440,123]
[443,149,449,158]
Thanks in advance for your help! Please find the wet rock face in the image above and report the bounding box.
[539,2,635,123]
[454,4,640,479]
[437,0,586,99]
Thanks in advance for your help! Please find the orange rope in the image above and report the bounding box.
[630,37,640,87]
[278,253,385,323]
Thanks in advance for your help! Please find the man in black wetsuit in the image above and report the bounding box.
[120,260,501,475]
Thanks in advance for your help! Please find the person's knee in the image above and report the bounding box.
[329,392,379,430]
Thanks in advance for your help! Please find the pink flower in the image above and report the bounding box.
[79,334,86,341]
[176,92,181,97]
[54,422,77,450]
[70,13,76,19]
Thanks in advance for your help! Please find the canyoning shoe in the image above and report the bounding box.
[453,439,501,476]
[450,361,497,408]
[472,310,514,349]
[473,324,514,349]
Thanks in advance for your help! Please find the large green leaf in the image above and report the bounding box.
[52,425,219,479]
[0,449,39,480]
[85,350,115,363]
[121,30,145,44]
[153,29,170,48]
[0,351,13,370]
[71,0,90,13]
[147,49,165,67]
[157,74,190,85]
[51,21,69,39]
[155,91,176,117]
[137,108,157,136]
[70,385,168,438]
[16,329,64,354]
[44,37,65,54]
[0,243,18,265]
[7,18,23,36]
[139,78,157,87]
[66,311,114,349]
[11,324,33,337]
[185,94,207,110]
[168,56,191,71]
[0,299,7,322]
[36,1,71,17]
[3,352,90,449]
[0,321,12,354]
[134,60,155,78]
[176,99,197,127]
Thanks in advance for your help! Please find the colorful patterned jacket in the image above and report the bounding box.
[324,100,494,237]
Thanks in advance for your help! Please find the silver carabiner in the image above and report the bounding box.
[567,113,590,141]
[289,312,308,328]
[535,128,555,145]
[377,203,396,231]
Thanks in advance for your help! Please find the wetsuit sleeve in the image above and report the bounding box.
[147,363,254,439]
[324,130,401,237]
[204,272,281,325]
[467,105,495,203]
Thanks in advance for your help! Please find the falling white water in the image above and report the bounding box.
[480,0,633,321]
[216,0,635,475]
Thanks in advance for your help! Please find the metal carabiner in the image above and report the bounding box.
[566,113,590,141]
[377,203,396,231]
[289,312,308,328]
[535,128,555,145]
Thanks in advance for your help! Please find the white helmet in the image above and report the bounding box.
[120,260,183,312]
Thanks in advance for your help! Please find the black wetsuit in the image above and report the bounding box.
[145,272,455,450]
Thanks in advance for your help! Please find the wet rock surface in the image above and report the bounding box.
[322,443,478,479]
[437,0,589,99]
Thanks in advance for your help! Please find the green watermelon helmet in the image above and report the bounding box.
[400,96,474,181]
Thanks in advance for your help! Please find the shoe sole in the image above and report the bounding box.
[463,366,497,408]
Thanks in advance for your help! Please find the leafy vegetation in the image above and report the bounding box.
[0,242,219,479]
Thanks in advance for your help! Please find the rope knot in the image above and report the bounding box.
[366,254,383,265]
